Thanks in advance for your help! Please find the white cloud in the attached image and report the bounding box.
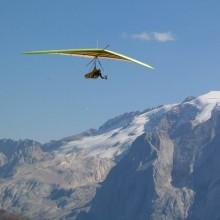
[153,32,175,42]
[131,32,151,41]
[126,31,175,42]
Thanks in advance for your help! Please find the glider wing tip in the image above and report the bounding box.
[23,51,34,55]
[146,64,154,70]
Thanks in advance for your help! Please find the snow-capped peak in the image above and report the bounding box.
[188,91,220,126]
[193,91,220,105]
[53,91,220,163]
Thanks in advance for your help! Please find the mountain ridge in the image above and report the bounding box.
[0,90,220,219]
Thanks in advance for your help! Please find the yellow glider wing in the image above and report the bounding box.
[24,48,154,69]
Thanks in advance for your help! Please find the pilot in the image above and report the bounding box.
[84,66,107,79]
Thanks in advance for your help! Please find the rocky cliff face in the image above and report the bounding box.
[0,91,220,220]
[0,209,27,220]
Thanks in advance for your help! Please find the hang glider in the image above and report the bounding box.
[24,48,154,80]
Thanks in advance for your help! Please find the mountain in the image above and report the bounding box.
[0,91,220,220]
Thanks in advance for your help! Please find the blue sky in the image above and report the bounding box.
[0,0,220,142]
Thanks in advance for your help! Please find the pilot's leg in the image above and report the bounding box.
[99,72,107,80]
[101,74,107,80]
